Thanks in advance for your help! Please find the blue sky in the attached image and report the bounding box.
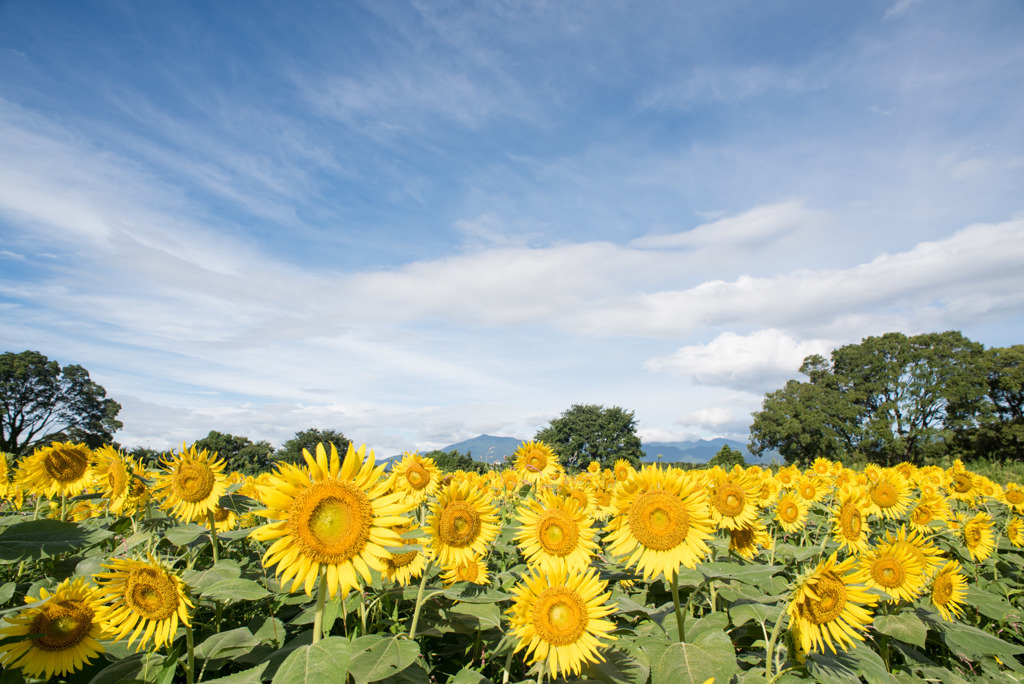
[2,0,1023,455]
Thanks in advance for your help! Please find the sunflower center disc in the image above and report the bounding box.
[292,482,372,563]
[127,568,178,620]
[965,526,982,547]
[801,484,815,500]
[31,600,92,651]
[539,512,579,557]
[953,475,972,493]
[911,507,931,525]
[628,490,690,551]
[458,562,479,582]
[780,503,798,523]
[873,559,904,588]
[933,575,953,604]
[1008,490,1024,505]
[803,574,847,625]
[871,483,896,508]
[715,484,746,517]
[406,466,427,489]
[533,587,588,646]
[174,462,216,502]
[439,501,482,548]
[841,505,861,537]
[389,551,418,568]
[43,446,89,483]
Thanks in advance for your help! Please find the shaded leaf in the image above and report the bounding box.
[195,627,261,660]
[650,629,738,684]
[0,519,112,564]
[349,636,420,684]
[874,612,928,648]
[205,663,269,684]
[272,637,352,684]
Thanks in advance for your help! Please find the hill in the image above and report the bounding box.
[437,434,524,464]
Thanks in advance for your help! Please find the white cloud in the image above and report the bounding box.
[646,329,834,392]
[630,199,823,249]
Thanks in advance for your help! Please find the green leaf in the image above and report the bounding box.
[218,493,258,513]
[649,629,738,684]
[966,585,1023,623]
[730,601,784,627]
[450,669,496,684]
[88,652,164,684]
[940,620,1024,658]
[581,646,650,684]
[681,611,729,642]
[195,627,262,661]
[163,523,209,546]
[271,637,352,684]
[348,636,420,684]
[449,602,503,631]
[874,612,928,648]
[182,560,242,591]
[0,519,113,564]
[442,584,514,603]
[201,577,271,602]
[204,663,270,683]
[700,561,783,584]
[376,663,430,684]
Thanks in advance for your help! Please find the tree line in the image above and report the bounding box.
[749,331,1023,466]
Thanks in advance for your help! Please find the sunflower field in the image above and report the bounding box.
[1,440,1024,684]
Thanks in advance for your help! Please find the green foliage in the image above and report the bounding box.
[422,449,488,473]
[534,403,644,470]
[969,345,1024,461]
[0,349,122,456]
[276,428,351,466]
[707,444,745,469]
[751,331,996,466]
[194,430,276,476]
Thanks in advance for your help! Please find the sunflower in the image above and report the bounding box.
[729,519,772,560]
[250,442,414,598]
[858,543,926,603]
[0,577,108,679]
[152,443,228,522]
[604,466,714,581]
[962,511,996,562]
[930,559,969,621]
[427,479,500,568]
[1007,518,1024,548]
[506,567,617,679]
[795,475,827,504]
[391,452,441,505]
[587,461,601,474]
[94,444,132,513]
[708,470,761,530]
[788,552,877,655]
[94,555,193,650]
[381,524,430,586]
[946,462,977,503]
[16,441,94,499]
[881,526,945,580]
[908,495,948,534]
[864,469,912,520]
[514,441,563,485]
[831,488,870,555]
[0,450,13,497]
[810,457,835,477]
[441,556,490,586]
[515,490,599,574]
[560,482,596,517]
[756,473,781,508]
[774,492,810,534]
[612,459,634,484]
[1004,483,1024,514]
[204,505,238,533]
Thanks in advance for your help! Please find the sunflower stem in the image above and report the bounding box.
[184,622,195,684]
[313,567,328,644]
[207,510,220,566]
[408,559,434,641]
[671,569,685,642]
[61,491,67,522]
[501,646,515,684]
[763,611,788,681]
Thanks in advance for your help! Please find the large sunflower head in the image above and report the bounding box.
[795,475,827,504]
[962,511,996,562]
[93,444,133,513]
[831,487,870,555]
[775,492,810,534]
[708,470,761,530]
[153,443,228,522]
[506,567,617,679]
[390,452,441,505]
[864,469,912,519]
[250,442,415,598]
[16,441,94,499]
[0,577,108,680]
[858,542,927,603]
[94,554,193,651]
[908,494,949,534]
[930,559,968,622]
[1007,517,1024,548]
[513,441,563,485]
[514,489,600,574]
[788,552,877,655]
[441,555,490,586]
[946,464,977,503]
[729,519,773,560]
[603,465,714,581]
[1004,483,1024,514]
[427,479,500,568]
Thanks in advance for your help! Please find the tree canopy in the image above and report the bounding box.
[708,444,746,469]
[276,428,352,465]
[1,350,122,456]
[422,449,488,474]
[749,331,1006,466]
[534,403,644,470]
[193,430,275,476]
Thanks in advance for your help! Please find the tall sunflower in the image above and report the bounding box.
[94,555,193,650]
[831,487,870,555]
[506,567,617,679]
[612,459,634,484]
[152,443,228,522]
[708,470,761,530]
[930,559,968,621]
[514,490,599,574]
[250,443,414,598]
[441,555,490,586]
[513,441,563,485]
[390,452,441,505]
[864,469,912,520]
[1004,483,1024,514]
[1007,518,1024,548]
[788,553,877,655]
[0,577,108,680]
[908,495,949,534]
[775,492,810,534]
[962,511,996,562]
[729,519,772,560]
[427,479,500,568]
[381,524,430,586]
[858,543,927,602]
[16,441,94,499]
[93,445,133,514]
[604,466,714,581]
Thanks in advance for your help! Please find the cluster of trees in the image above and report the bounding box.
[749,331,1024,466]
[533,403,644,470]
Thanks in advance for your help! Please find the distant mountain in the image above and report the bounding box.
[642,438,781,465]
[438,434,525,464]
[423,434,781,467]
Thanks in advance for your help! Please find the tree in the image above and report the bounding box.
[708,444,746,469]
[193,430,276,476]
[422,449,487,474]
[277,428,352,466]
[750,377,856,466]
[969,345,1024,460]
[1,350,122,456]
[534,404,644,470]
